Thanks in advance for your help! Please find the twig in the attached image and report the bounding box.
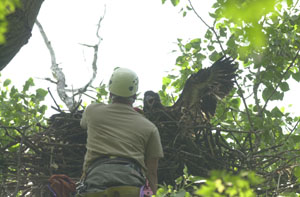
[47,87,62,112]
[234,78,255,130]
[191,124,251,134]
[39,142,85,147]
[187,0,225,54]
[73,6,106,97]
[253,66,263,116]
[82,92,98,101]
[12,133,24,197]
[234,78,255,153]
[261,49,300,113]
[71,99,82,114]
[291,0,300,12]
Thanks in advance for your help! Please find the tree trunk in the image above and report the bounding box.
[0,0,44,71]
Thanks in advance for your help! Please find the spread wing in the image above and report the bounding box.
[143,56,238,122]
[172,56,238,120]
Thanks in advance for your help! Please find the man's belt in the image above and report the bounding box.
[89,155,143,175]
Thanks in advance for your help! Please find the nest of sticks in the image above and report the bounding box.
[1,109,300,196]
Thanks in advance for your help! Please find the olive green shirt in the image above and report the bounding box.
[80,102,164,173]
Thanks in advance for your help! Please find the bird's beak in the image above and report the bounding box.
[145,95,154,106]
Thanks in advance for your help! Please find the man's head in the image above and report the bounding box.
[108,67,139,104]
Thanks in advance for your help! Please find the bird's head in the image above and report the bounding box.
[143,90,162,112]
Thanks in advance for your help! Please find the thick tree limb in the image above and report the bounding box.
[0,0,44,70]
[35,20,75,110]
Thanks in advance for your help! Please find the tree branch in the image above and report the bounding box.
[74,6,106,97]
[12,134,24,197]
[234,78,255,153]
[187,0,225,54]
[36,7,106,110]
[36,20,75,110]
[47,87,62,113]
[261,49,300,113]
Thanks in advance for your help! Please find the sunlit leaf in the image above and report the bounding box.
[171,0,180,6]
[185,43,192,51]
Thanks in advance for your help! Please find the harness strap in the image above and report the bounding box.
[86,156,143,176]
[76,186,141,197]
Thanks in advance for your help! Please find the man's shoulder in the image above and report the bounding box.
[136,115,158,132]
[86,102,106,109]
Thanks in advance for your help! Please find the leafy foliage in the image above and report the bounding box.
[0,0,300,195]
[159,0,300,195]
[0,76,48,196]
[155,166,263,197]
[0,77,47,127]
[0,0,20,43]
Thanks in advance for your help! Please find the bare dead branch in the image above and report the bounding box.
[73,7,106,97]
[36,20,75,110]
[36,7,106,109]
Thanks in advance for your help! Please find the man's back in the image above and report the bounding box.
[81,102,163,171]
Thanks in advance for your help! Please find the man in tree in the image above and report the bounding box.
[77,67,164,196]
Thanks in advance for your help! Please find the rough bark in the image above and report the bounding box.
[0,0,44,71]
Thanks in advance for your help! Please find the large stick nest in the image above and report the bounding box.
[1,110,300,196]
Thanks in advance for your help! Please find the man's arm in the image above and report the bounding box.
[145,157,159,194]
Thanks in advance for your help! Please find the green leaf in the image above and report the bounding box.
[3,79,11,87]
[175,190,187,197]
[271,107,284,118]
[279,82,289,92]
[38,105,47,114]
[190,38,201,50]
[293,166,300,183]
[185,43,192,51]
[262,87,274,101]
[272,91,284,101]
[171,0,180,6]
[36,88,48,101]
[287,0,293,7]
[219,27,227,37]
[162,0,167,4]
[292,72,300,82]
[205,29,213,40]
[23,78,34,92]
[162,76,171,86]
[209,51,220,61]
[207,45,215,51]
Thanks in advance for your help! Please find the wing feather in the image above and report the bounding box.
[172,56,238,119]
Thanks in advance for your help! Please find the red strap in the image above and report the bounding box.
[49,174,76,197]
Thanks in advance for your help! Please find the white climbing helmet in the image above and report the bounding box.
[108,67,139,97]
